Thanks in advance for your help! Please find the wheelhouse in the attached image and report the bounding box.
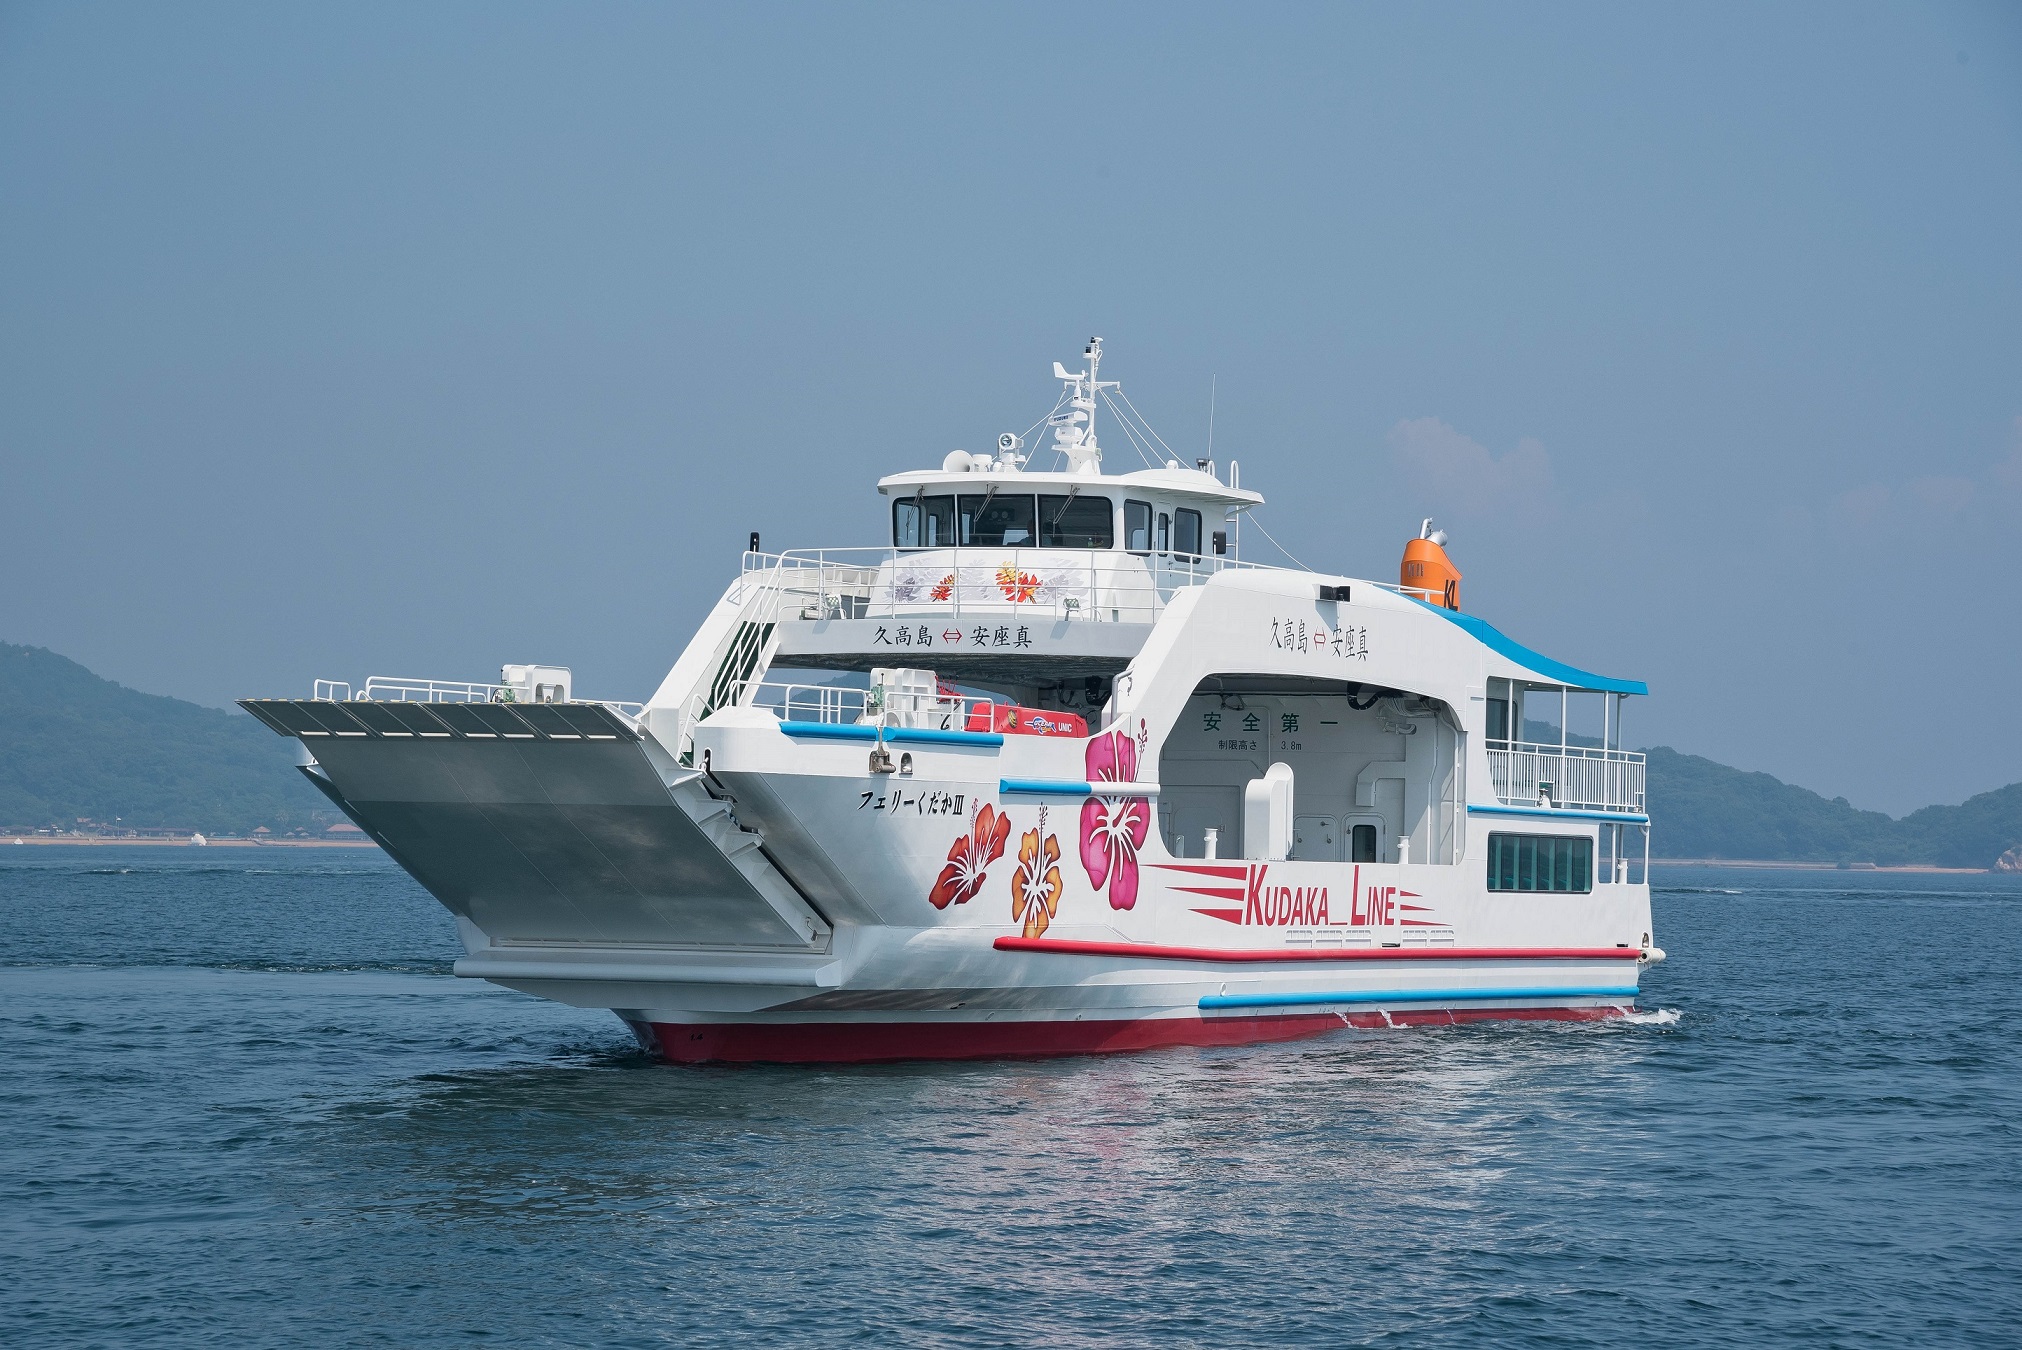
[889,478,1229,561]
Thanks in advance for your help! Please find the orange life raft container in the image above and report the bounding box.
[1400,521,1462,610]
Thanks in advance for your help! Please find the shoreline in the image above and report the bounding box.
[5,839,1990,870]
[1653,858,1987,874]
[4,836,380,849]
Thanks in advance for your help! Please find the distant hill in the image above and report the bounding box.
[0,643,331,834]
[3,639,2017,864]
[1644,746,2022,869]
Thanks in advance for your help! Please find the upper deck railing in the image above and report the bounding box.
[1487,740,1645,814]
[736,545,1382,626]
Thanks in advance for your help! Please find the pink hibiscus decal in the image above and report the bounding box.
[1078,728,1150,910]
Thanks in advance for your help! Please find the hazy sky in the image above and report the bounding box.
[3,2,2018,815]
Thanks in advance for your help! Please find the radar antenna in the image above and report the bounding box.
[1049,337,1118,475]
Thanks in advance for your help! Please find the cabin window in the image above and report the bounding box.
[1486,833,1592,893]
[958,493,1036,547]
[1124,500,1153,552]
[1157,512,1171,552]
[893,495,956,549]
[1486,676,1511,743]
[1350,823,1378,862]
[1038,494,1115,549]
[1174,508,1202,559]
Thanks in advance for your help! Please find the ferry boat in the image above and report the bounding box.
[243,340,1659,1063]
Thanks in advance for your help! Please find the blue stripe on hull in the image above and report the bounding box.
[778,720,1004,747]
[1200,984,1640,1010]
[1467,804,1650,823]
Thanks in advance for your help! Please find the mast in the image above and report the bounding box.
[1051,336,1117,475]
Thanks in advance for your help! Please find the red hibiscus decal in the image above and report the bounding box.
[928,803,1012,909]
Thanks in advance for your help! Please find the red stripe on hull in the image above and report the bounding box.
[992,936,1641,963]
[638,1005,1626,1065]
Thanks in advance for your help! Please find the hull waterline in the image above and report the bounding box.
[632,1003,1631,1065]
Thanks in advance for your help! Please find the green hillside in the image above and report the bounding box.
[0,643,331,834]
[1643,746,2022,868]
[3,639,2017,864]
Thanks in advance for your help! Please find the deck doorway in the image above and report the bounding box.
[1156,675,1465,865]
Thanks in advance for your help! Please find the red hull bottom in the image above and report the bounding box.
[636,1005,1628,1065]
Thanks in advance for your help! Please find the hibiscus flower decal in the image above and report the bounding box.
[1078,727,1151,910]
[928,802,1011,909]
[929,574,955,602]
[1011,817,1064,938]
[995,561,1041,603]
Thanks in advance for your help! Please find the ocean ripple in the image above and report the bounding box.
[1,849,2018,1348]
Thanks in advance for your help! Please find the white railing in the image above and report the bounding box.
[308,676,642,720]
[737,546,1317,626]
[1488,741,1645,814]
[747,680,872,725]
[731,543,1460,634]
[728,678,1009,731]
[360,676,508,703]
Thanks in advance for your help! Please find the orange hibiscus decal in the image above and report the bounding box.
[995,562,1040,602]
[1011,827,1064,937]
[928,803,1011,909]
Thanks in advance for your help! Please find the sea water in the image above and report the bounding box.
[1,847,2017,1347]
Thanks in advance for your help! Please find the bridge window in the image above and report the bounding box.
[1486,833,1592,893]
[893,495,956,549]
[1124,500,1152,552]
[958,494,1036,547]
[1039,494,1114,548]
[1174,508,1202,559]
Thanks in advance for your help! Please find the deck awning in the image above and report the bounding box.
[1414,601,1650,696]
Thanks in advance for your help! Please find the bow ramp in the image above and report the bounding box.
[240,694,834,993]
